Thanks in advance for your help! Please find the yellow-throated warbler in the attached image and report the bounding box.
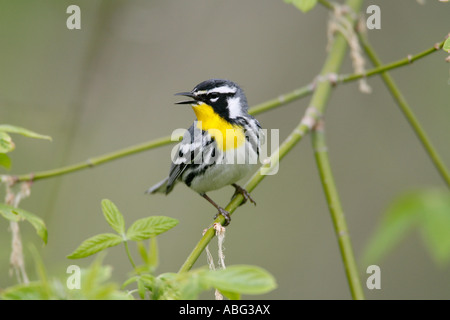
[146,79,263,225]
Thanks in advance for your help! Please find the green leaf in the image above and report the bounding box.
[137,241,149,265]
[152,272,181,300]
[177,272,204,300]
[137,278,146,299]
[417,190,450,265]
[0,153,12,169]
[126,216,178,241]
[136,237,159,271]
[1,282,48,300]
[0,132,14,153]
[123,274,155,290]
[284,0,317,13]
[139,274,156,288]
[101,199,125,235]
[0,203,20,222]
[0,124,52,141]
[67,233,123,259]
[0,203,48,244]
[362,188,450,266]
[200,265,277,295]
[219,289,241,300]
[76,256,132,300]
[443,37,450,53]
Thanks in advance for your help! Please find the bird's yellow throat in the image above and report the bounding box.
[192,103,245,151]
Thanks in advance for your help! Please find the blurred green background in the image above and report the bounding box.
[1,0,450,299]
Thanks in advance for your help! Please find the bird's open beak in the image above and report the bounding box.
[174,92,197,105]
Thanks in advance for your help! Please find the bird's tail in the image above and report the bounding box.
[145,177,169,194]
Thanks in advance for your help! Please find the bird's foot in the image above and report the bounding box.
[231,183,256,206]
[214,207,231,226]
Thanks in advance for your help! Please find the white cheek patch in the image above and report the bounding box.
[227,97,243,119]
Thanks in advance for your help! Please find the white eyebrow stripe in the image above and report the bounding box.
[194,90,207,96]
[207,85,237,94]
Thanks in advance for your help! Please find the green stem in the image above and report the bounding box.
[341,39,445,83]
[123,240,138,271]
[14,135,173,182]
[249,83,315,116]
[359,34,450,187]
[311,121,365,300]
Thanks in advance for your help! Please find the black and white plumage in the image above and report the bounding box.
[147,79,263,225]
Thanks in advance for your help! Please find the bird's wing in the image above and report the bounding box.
[165,122,216,193]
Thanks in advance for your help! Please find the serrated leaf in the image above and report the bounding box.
[284,0,317,13]
[67,233,123,259]
[0,153,12,169]
[362,188,450,266]
[200,265,277,295]
[443,37,450,53]
[101,199,125,235]
[0,124,52,141]
[126,216,178,241]
[0,132,14,153]
[0,203,48,244]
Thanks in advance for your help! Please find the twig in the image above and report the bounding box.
[341,39,446,83]
[14,135,173,183]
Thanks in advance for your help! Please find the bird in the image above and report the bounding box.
[146,79,263,226]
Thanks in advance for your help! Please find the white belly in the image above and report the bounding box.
[189,163,253,194]
[187,142,258,194]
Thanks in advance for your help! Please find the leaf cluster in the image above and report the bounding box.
[66,199,276,300]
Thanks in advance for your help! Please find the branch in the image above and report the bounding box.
[10,37,444,185]
[311,120,365,300]
[14,135,173,183]
[340,39,446,84]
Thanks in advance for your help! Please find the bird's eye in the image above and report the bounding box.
[208,93,219,102]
